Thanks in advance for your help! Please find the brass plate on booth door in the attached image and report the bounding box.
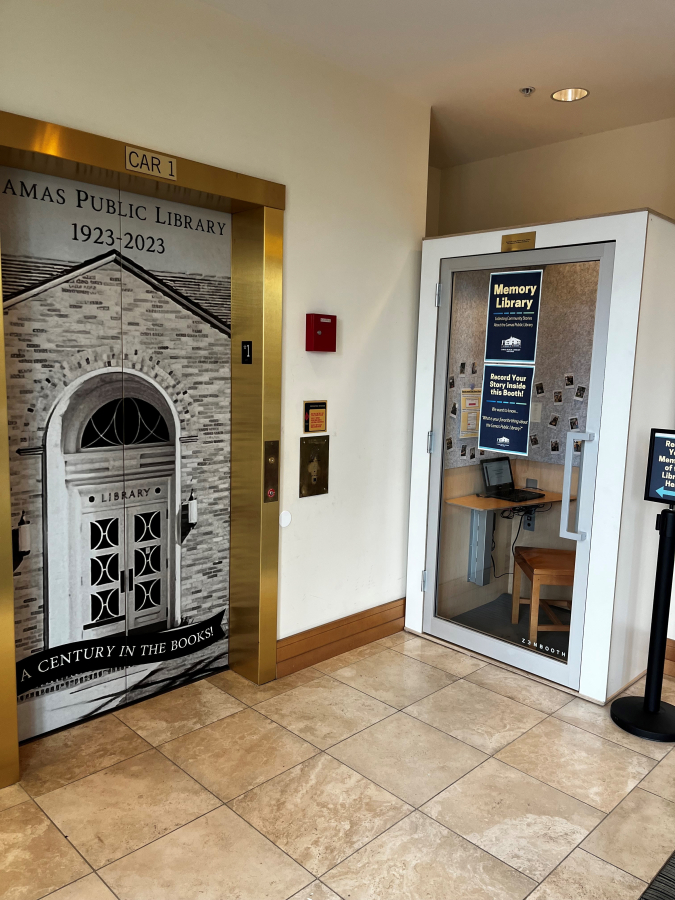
[299,435,329,497]
[501,231,536,252]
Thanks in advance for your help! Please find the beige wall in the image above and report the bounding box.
[0,0,429,639]
[439,117,675,235]
[426,166,441,236]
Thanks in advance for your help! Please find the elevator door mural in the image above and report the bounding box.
[0,166,231,739]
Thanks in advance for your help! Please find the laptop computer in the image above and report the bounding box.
[479,457,545,503]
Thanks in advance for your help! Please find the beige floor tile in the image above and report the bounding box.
[526,849,645,900]
[48,874,118,900]
[397,636,487,677]
[287,881,342,900]
[422,757,603,881]
[162,707,318,800]
[640,747,675,802]
[406,680,546,754]
[0,782,29,812]
[229,753,411,875]
[330,649,455,708]
[554,697,670,760]
[19,714,150,797]
[465,665,572,714]
[313,643,386,674]
[327,712,486,806]
[622,673,675,704]
[323,810,535,900]
[375,631,416,648]
[496,717,655,812]
[255,677,394,749]
[208,666,322,705]
[581,787,675,882]
[114,680,246,745]
[0,801,90,900]
[100,805,311,900]
[37,748,219,868]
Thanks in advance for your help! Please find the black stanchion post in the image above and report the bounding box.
[610,428,675,741]
[645,508,675,714]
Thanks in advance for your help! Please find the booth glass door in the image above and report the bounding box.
[423,243,615,689]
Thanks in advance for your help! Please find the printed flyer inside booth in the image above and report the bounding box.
[478,364,534,456]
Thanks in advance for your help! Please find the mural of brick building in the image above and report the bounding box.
[3,250,231,739]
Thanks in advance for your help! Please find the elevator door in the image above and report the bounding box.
[423,243,615,689]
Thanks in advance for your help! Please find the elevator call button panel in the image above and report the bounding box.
[264,441,279,503]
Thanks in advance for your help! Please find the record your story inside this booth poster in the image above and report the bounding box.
[0,166,232,740]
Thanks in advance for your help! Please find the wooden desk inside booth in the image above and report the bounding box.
[446,490,563,512]
[445,490,566,586]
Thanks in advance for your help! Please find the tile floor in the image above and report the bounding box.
[2,630,674,900]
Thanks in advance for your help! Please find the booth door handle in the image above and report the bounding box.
[128,568,134,591]
[560,431,595,542]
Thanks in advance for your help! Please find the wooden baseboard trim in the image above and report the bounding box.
[277,599,405,677]
[665,638,675,678]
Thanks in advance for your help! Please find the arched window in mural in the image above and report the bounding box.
[81,397,171,449]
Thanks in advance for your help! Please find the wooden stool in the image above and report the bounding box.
[511,547,576,644]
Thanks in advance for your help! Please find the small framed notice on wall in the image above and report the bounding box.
[459,388,481,438]
[304,401,327,433]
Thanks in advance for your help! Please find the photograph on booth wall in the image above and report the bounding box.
[0,166,232,740]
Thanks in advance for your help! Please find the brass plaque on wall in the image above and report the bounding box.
[299,435,329,497]
[501,231,536,252]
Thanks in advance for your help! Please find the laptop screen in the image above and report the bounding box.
[482,457,513,490]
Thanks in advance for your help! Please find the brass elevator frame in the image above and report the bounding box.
[0,111,285,786]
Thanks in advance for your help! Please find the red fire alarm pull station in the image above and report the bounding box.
[306,314,336,352]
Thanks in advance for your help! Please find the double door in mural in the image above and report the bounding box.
[83,485,170,641]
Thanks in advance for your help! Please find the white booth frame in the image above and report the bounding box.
[406,211,661,705]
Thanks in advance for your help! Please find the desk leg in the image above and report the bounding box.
[529,575,542,644]
[511,562,522,624]
[468,509,494,586]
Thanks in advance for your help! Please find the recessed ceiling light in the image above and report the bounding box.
[519,86,536,97]
[551,87,589,102]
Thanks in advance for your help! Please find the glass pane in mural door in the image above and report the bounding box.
[0,167,231,739]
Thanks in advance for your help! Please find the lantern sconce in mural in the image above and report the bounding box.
[12,511,31,571]
[180,489,198,543]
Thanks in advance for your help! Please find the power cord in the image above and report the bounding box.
[491,503,553,579]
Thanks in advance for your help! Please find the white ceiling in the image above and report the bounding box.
[203,0,675,167]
